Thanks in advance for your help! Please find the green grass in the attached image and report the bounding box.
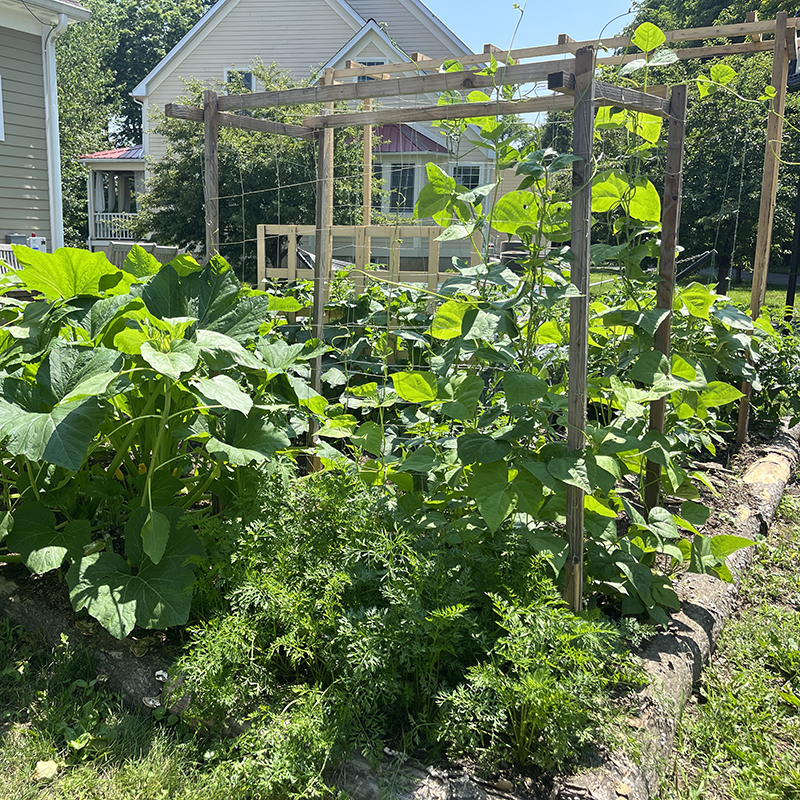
[724,283,798,313]
[657,490,800,800]
[589,269,799,313]
[0,623,335,799]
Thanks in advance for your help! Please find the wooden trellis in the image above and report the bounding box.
[166,13,798,612]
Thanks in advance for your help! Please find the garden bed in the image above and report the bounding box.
[1,424,797,799]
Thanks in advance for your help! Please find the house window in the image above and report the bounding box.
[226,70,254,92]
[0,75,5,141]
[454,165,481,191]
[357,60,386,82]
[389,165,415,212]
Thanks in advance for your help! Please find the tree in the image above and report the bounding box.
[107,0,215,145]
[135,65,366,283]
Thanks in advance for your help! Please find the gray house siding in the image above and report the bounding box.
[0,26,50,244]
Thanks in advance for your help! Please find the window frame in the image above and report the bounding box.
[453,164,481,191]
[356,59,386,83]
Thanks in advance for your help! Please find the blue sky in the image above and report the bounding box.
[423,0,637,54]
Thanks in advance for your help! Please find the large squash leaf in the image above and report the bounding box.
[0,397,104,471]
[7,503,92,574]
[12,245,127,300]
[206,412,290,465]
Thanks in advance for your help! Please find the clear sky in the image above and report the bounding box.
[422,0,638,55]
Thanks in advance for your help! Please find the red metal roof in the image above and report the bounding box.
[373,124,448,154]
[78,145,144,160]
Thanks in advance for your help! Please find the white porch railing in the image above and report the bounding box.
[93,212,137,241]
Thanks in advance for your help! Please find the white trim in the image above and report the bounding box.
[23,0,90,21]
[0,74,5,142]
[43,15,68,249]
[316,20,407,76]
[131,0,366,98]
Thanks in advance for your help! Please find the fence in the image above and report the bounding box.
[256,223,482,296]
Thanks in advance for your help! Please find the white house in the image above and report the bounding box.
[0,0,90,257]
[80,0,506,265]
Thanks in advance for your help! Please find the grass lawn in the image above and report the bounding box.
[658,488,800,800]
[589,267,799,314]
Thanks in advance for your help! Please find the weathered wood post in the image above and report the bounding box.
[203,89,220,261]
[309,72,335,459]
[362,98,373,274]
[564,45,594,613]
[645,83,688,510]
[737,11,792,444]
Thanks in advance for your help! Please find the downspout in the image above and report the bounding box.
[43,14,69,250]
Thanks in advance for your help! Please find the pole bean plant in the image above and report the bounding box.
[307,23,788,624]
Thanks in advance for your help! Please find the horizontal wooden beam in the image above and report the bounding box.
[549,71,671,116]
[330,17,796,80]
[164,103,316,137]
[301,94,574,129]
[215,37,778,114]
[217,60,559,111]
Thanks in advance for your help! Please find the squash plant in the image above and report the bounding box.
[0,245,324,638]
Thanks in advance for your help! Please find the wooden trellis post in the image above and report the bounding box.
[564,46,595,613]
[737,11,792,445]
[311,72,335,399]
[363,98,373,269]
[203,89,219,260]
[645,84,688,510]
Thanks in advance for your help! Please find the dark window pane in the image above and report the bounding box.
[454,166,480,191]
[390,165,414,212]
[227,71,253,92]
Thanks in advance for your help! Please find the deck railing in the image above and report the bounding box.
[93,212,137,241]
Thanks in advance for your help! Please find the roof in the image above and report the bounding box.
[374,124,447,153]
[316,18,406,75]
[23,0,91,21]
[344,0,472,57]
[78,145,144,161]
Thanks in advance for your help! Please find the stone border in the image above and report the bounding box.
[1,425,797,800]
[555,424,800,800]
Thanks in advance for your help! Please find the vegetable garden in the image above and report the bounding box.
[2,13,800,795]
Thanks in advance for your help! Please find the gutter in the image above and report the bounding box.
[42,13,68,250]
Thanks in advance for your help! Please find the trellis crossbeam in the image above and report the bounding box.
[329,17,798,80]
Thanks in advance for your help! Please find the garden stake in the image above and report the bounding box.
[737,11,792,445]
[645,84,688,510]
[564,45,594,614]
[203,89,220,261]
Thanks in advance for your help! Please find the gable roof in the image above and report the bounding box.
[132,0,473,99]
[316,18,410,75]
[345,0,471,56]
[131,0,365,98]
